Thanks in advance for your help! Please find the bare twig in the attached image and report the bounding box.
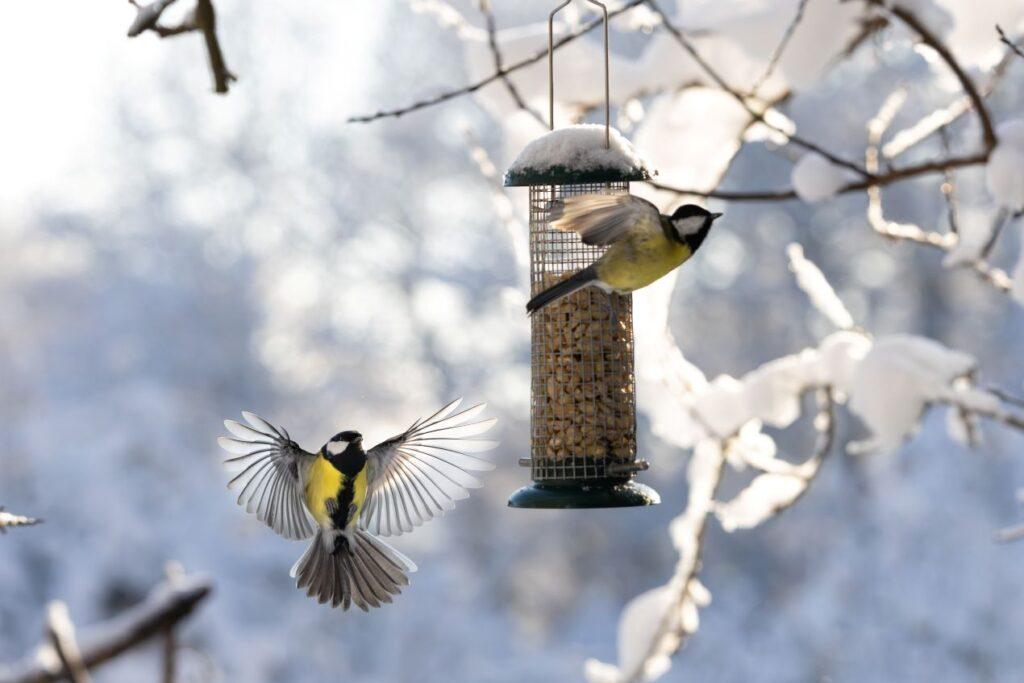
[645,0,870,178]
[477,0,546,126]
[649,151,990,202]
[997,25,1024,60]
[0,573,212,683]
[348,0,647,123]
[194,0,235,94]
[870,0,997,150]
[0,507,42,533]
[44,604,91,683]
[749,0,811,95]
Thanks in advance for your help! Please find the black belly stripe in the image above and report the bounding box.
[331,480,355,530]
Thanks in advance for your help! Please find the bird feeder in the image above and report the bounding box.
[504,1,659,509]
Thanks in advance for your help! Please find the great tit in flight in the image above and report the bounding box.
[219,399,497,611]
[525,194,722,314]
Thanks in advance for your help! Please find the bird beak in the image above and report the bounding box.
[711,212,723,220]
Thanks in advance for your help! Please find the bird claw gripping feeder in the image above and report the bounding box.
[505,1,659,509]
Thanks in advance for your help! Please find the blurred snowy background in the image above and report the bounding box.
[2,0,1024,681]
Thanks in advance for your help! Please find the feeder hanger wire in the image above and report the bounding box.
[548,1,610,149]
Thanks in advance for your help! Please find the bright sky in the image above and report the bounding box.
[0,1,382,220]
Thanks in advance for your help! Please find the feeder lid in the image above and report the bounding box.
[504,124,654,186]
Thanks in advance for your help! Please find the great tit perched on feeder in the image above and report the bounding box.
[526,194,722,314]
[219,399,497,611]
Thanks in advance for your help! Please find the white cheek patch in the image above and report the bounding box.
[673,215,705,237]
[327,440,348,455]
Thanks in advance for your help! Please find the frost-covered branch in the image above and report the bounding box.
[644,0,870,179]
[126,0,235,94]
[0,572,211,683]
[44,604,91,683]
[864,90,1011,292]
[347,0,647,123]
[0,507,42,534]
[866,0,998,150]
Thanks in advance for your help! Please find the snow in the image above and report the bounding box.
[505,124,651,180]
[847,335,979,453]
[791,154,851,203]
[787,243,855,329]
[986,119,1024,210]
[691,332,871,439]
[714,472,810,532]
[943,207,995,267]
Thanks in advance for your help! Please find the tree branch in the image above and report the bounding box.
[870,0,998,150]
[0,574,211,683]
[648,151,989,202]
[997,25,1024,61]
[749,0,810,96]
[194,0,235,94]
[645,0,871,179]
[347,0,647,123]
[477,0,546,126]
[44,604,91,683]
[0,507,42,534]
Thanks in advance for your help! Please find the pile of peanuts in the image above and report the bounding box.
[533,273,635,464]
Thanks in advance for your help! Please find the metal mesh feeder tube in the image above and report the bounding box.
[503,1,658,508]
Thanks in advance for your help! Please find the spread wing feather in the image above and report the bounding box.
[362,399,497,537]
[549,193,662,246]
[219,411,317,541]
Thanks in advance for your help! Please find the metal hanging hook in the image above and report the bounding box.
[548,0,610,149]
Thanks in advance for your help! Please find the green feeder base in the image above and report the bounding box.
[508,479,660,509]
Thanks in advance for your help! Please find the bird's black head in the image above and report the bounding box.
[669,204,722,251]
[324,430,364,463]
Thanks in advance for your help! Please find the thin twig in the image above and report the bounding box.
[749,0,811,95]
[478,0,546,126]
[997,25,1024,60]
[645,0,871,178]
[347,0,647,123]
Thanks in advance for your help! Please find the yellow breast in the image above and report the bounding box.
[596,232,691,292]
[305,455,342,527]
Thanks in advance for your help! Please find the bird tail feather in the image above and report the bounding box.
[291,529,416,611]
[526,266,598,315]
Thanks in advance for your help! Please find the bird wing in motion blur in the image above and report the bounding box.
[220,412,317,541]
[549,193,662,245]
[362,398,498,537]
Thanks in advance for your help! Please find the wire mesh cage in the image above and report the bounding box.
[503,1,659,509]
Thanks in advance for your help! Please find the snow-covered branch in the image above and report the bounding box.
[0,507,42,534]
[588,241,1024,682]
[0,571,211,683]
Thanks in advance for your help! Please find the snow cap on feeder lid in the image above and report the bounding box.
[504,123,654,186]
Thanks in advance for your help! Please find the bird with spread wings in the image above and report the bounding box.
[219,399,497,611]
